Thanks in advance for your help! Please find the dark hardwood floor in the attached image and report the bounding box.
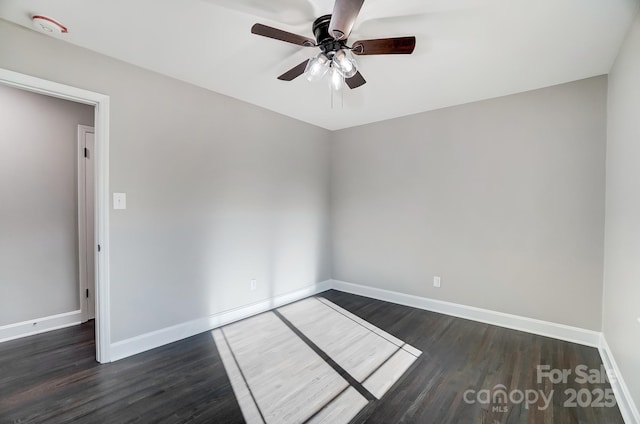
[0,320,243,423]
[0,290,624,423]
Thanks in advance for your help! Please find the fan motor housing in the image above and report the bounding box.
[313,15,347,54]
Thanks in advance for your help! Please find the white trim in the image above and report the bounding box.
[0,310,82,343]
[95,95,111,363]
[0,68,111,363]
[599,336,640,424]
[331,279,601,347]
[110,280,333,361]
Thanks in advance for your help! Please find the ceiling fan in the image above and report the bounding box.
[251,0,416,89]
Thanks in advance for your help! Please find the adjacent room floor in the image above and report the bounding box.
[0,290,624,423]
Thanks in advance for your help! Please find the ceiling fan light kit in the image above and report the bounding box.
[250,0,417,98]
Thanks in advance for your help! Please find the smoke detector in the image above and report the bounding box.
[32,15,68,34]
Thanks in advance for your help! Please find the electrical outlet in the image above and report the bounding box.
[433,276,441,288]
[250,279,257,291]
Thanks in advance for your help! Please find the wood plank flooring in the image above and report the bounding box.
[0,290,625,423]
[0,320,243,423]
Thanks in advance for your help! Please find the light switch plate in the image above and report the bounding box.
[113,193,126,210]
[433,276,441,288]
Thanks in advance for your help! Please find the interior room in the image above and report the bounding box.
[0,0,639,422]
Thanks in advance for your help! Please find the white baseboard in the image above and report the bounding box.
[330,280,639,422]
[0,310,82,343]
[599,336,640,424]
[331,279,601,347]
[110,280,333,362]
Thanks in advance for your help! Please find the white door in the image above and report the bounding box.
[78,125,96,321]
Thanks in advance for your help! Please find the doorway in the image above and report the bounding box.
[0,67,111,363]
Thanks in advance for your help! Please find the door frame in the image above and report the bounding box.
[0,68,112,363]
[78,125,96,322]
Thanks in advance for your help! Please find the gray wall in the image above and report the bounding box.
[603,12,640,410]
[0,84,94,326]
[331,77,607,330]
[0,20,332,342]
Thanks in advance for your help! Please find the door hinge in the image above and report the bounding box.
[97,244,101,252]
[86,289,89,298]
[84,147,89,158]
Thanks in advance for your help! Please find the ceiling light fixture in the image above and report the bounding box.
[304,47,356,109]
[304,48,357,87]
[332,49,357,78]
[299,14,358,108]
[305,53,330,82]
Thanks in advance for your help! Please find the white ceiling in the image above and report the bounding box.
[1,0,638,130]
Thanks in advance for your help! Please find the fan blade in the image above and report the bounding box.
[277,60,310,81]
[251,23,315,47]
[352,36,416,55]
[345,71,366,89]
[329,0,365,40]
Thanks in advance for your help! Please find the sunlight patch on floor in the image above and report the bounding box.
[212,297,421,423]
